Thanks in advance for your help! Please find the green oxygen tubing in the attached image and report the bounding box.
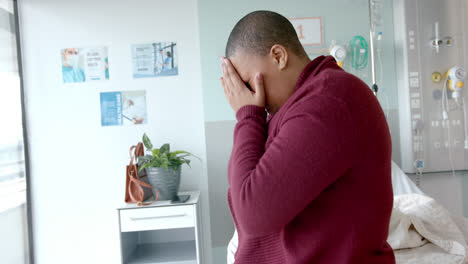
[349,35,368,71]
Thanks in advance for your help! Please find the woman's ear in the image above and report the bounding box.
[269,44,288,70]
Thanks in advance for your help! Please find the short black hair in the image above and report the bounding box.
[225,11,307,59]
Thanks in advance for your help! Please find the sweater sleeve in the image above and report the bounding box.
[228,97,357,235]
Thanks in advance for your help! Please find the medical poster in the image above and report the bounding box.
[289,17,323,46]
[61,47,109,83]
[131,42,178,78]
[100,91,148,126]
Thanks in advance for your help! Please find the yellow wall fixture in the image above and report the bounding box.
[446,66,466,99]
[329,44,346,67]
[431,72,442,83]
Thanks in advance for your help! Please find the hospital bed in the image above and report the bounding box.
[227,161,468,264]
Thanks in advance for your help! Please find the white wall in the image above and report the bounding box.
[408,172,465,216]
[0,205,28,264]
[18,0,212,263]
[204,120,236,263]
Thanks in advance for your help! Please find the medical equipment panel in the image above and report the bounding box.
[393,0,468,173]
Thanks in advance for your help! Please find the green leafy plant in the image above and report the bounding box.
[138,133,199,172]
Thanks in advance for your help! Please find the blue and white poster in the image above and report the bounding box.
[100,91,147,126]
[61,47,109,83]
[131,42,178,78]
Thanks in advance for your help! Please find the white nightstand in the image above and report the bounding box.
[117,191,203,264]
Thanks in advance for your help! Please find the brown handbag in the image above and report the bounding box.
[125,142,159,206]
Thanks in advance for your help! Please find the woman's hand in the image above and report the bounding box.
[220,57,265,113]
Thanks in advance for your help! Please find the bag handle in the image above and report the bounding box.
[128,163,159,206]
[135,142,144,157]
[129,142,145,167]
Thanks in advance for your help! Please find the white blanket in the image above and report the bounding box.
[390,194,468,264]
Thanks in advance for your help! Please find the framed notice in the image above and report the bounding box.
[289,17,323,46]
[100,91,148,126]
[131,42,178,78]
[61,47,109,83]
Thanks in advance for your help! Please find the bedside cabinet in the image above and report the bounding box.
[117,191,203,264]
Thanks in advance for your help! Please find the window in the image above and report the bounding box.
[0,0,31,263]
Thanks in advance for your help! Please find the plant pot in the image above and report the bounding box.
[145,167,181,201]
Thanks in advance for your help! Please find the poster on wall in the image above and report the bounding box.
[100,91,147,126]
[288,17,323,47]
[131,42,178,78]
[61,47,109,83]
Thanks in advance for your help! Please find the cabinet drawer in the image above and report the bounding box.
[120,205,195,232]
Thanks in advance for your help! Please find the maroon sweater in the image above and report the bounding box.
[227,56,395,263]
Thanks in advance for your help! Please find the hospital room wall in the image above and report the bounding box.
[18,0,212,263]
[200,0,400,123]
[403,0,468,218]
[197,0,400,262]
[462,0,468,218]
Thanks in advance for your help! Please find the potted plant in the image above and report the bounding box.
[137,133,199,201]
